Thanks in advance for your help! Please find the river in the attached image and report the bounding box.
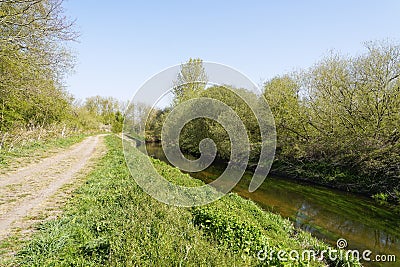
[138,142,400,266]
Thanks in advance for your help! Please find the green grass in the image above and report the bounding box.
[0,134,87,168]
[14,135,360,266]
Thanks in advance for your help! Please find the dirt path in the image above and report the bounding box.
[0,135,106,241]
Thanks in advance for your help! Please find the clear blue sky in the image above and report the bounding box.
[63,0,400,101]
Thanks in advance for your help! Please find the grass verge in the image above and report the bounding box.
[0,134,87,171]
[15,135,360,266]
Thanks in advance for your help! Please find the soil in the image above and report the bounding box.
[0,135,106,241]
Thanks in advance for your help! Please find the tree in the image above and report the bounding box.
[172,58,208,105]
[266,40,400,201]
[0,0,77,66]
[84,96,123,130]
[0,0,77,146]
[201,85,261,161]
[263,75,309,157]
[111,111,124,133]
[303,41,400,159]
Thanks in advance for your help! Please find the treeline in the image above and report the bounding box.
[144,59,266,165]
[0,0,123,150]
[143,45,400,206]
[264,41,400,205]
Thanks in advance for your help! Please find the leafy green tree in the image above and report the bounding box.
[266,40,400,202]
[84,96,121,125]
[200,86,261,161]
[0,0,77,146]
[111,111,124,133]
[145,107,169,142]
[172,58,208,105]
[263,75,309,160]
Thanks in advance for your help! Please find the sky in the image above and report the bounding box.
[62,0,400,102]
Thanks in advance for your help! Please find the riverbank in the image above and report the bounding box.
[155,138,399,212]
[269,159,400,212]
[13,135,359,266]
[139,140,400,266]
[146,139,399,213]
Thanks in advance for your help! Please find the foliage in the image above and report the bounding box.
[79,95,125,133]
[169,85,263,161]
[146,58,264,161]
[263,41,400,204]
[172,58,208,105]
[123,101,153,140]
[0,1,127,148]
[144,47,400,206]
[200,86,262,161]
[0,0,80,148]
[84,96,119,126]
[145,107,169,141]
[111,111,124,133]
[372,193,389,206]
